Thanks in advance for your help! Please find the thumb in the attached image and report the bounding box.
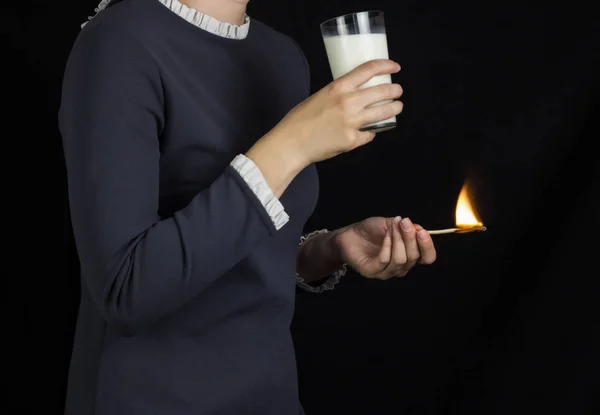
[377,227,393,265]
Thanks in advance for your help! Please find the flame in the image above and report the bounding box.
[455,183,482,228]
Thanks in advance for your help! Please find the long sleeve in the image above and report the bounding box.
[59,22,287,332]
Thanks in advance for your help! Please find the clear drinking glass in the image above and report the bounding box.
[320,11,396,133]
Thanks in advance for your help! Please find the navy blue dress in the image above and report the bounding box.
[60,0,319,413]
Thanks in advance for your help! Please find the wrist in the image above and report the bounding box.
[246,131,308,197]
[297,229,346,283]
[329,227,348,267]
[296,229,348,292]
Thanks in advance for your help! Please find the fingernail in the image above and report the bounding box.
[401,217,413,231]
[394,216,402,224]
[396,63,401,70]
[417,229,430,241]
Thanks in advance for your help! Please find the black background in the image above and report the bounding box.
[8,0,599,414]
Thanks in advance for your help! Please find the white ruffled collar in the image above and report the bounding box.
[82,0,251,40]
[157,0,250,39]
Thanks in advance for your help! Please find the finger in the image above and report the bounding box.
[381,217,405,277]
[399,217,420,272]
[335,59,401,91]
[416,229,437,264]
[377,226,393,267]
[348,83,403,108]
[389,216,408,277]
[358,100,403,127]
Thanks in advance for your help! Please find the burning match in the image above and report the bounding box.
[428,182,487,236]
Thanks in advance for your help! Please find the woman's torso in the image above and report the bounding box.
[64,1,318,414]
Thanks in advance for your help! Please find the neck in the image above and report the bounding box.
[179,0,248,25]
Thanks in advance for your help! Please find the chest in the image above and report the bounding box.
[155,39,318,228]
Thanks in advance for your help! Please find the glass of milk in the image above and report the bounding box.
[320,11,396,133]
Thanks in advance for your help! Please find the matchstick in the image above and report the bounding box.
[428,226,487,235]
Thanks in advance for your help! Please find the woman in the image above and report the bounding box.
[60,0,437,413]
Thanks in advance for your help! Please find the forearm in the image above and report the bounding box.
[296,227,347,283]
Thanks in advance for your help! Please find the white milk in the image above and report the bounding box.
[323,33,396,130]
